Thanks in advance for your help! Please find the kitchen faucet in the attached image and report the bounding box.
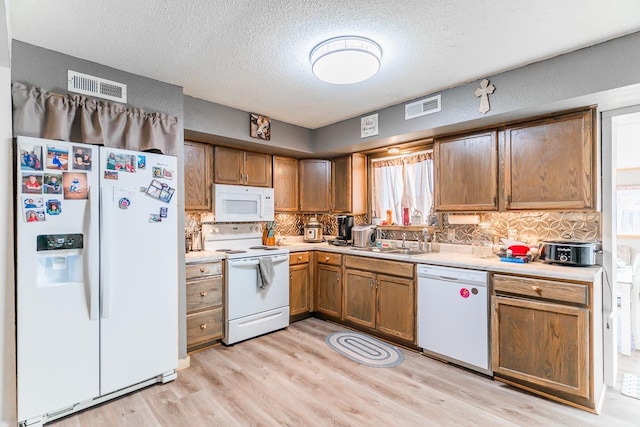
[422,228,429,252]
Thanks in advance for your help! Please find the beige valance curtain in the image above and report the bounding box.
[11,81,180,156]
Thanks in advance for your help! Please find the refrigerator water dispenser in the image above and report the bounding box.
[36,234,84,285]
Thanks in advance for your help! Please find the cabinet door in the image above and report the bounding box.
[504,110,595,210]
[331,154,367,214]
[376,274,415,341]
[184,141,212,211]
[331,156,351,213]
[244,151,272,187]
[290,263,310,316]
[214,146,244,185]
[274,156,298,211]
[343,269,376,328]
[315,264,342,318]
[434,131,498,211]
[492,296,589,399]
[300,159,330,212]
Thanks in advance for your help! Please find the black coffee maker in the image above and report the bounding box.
[335,215,354,244]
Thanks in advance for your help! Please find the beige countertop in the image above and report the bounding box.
[185,238,602,283]
[185,250,226,263]
[282,240,602,283]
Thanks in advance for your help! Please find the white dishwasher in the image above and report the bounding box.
[417,264,492,375]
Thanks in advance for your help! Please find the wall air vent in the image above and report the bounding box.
[67,70,127,103]
[405,94,441,120]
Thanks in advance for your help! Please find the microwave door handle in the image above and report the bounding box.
[260,197,264,219]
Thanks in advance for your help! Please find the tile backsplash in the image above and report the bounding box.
[186,211,600,245]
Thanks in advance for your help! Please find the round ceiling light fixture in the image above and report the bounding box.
[310,36,382,85]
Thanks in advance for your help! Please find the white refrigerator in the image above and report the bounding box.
[16,136,178,425]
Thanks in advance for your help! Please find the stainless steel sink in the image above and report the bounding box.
[350,247,427,255]
[350,246,396,253]
[387,248,427,255]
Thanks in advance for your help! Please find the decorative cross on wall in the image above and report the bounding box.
[474,79,495,114]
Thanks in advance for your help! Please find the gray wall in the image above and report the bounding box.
[184,95,314,156]
[11,41,189,361]
[313,31,640,156]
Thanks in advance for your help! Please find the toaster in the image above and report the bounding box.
[351,225,377,248]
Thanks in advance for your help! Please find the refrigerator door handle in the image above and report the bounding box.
[100,187,112,319]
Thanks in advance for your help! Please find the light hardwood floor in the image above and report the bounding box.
[52,318,640,426]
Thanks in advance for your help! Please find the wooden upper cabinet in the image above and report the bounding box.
[504,109,595,210]
[184,141,212,211]
[331,154,367,214]
[273,156,298,212]
[213,146,272,187]
[299,159,330,212]
[434,130,498,211]
[244,151,272,187]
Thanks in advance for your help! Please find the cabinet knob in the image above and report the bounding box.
[200,323,207,330]
[298,256,303,260]
[325,256,330,261]
[200,267,206,272]
[200,291,207,297]
[531,285,542,293]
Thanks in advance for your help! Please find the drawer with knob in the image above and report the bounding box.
[494,274,588,305]
[289,251,310,265]
[186,261,223,280]
[186,276,223,312]
[316,251,342,266]
[186,307,223,348]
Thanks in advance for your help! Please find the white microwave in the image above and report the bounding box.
[213,184,275,223]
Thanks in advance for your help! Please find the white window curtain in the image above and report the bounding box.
[372,152,433,224]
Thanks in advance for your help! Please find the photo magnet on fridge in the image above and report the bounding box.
[106,152,136,172]
[23,196,44,210]
[46,145,69,170]
[159,207,168,218]
[104,170,119,180]
[43,173,63,194]
[46,199,62,215]
[22,173,43,194]
[137,155,146,169]
[19,143,43,171]
[25,208,46,223]
[152,167,162,178]
[62,172,89,200]
[72,146,92,171]
[149,214,161,223]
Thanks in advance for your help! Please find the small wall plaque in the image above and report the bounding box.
[361,113,379,138]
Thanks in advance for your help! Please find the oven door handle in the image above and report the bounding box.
[228,254,288,267]
[229,259,260,267]
[270,254,289,263]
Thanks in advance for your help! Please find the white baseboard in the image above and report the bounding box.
[177,356,190,370]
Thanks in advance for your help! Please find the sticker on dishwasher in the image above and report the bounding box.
[459,288,470,298]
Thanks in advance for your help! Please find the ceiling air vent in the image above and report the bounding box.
[405,94,441,120]
[67,70,127,103]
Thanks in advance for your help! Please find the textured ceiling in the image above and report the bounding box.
[8,0,640,129]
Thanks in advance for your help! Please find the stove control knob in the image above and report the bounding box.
[560,255,568,262]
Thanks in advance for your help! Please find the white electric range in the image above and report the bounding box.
[202,223,290,344]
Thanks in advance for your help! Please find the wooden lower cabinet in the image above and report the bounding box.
[343,255,415,343]
[289,252,312,319]
[491,273,603,412]
[186,260,224,352]
[315,251,342,318]
[343,269,376,328]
